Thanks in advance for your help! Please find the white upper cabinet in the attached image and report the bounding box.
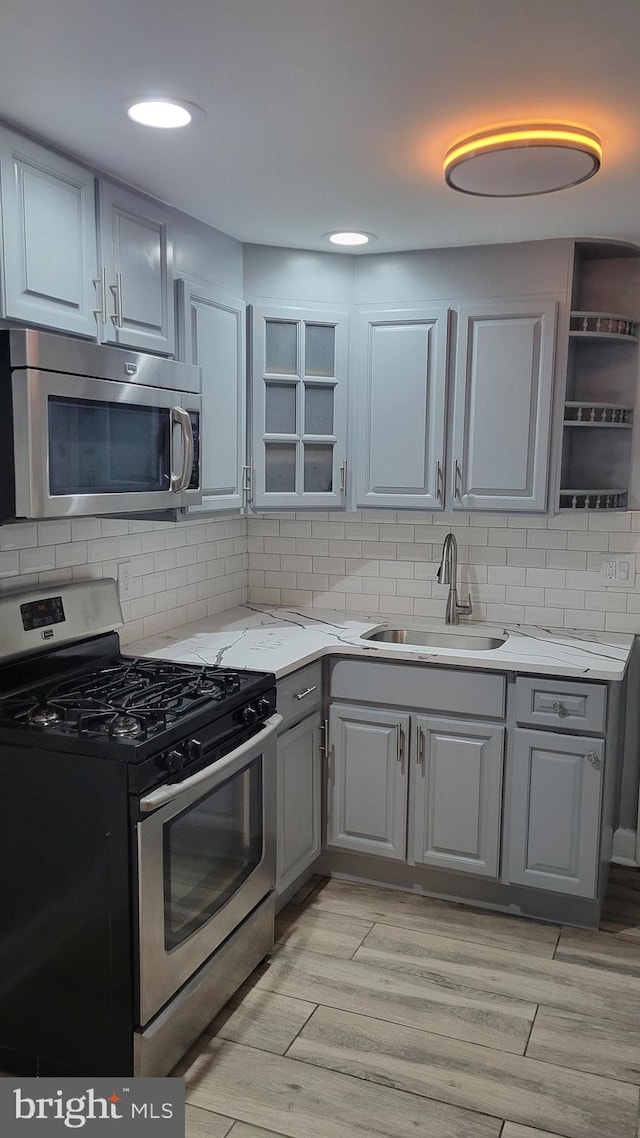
[97,180,174,355]
[250,305,348,509]
[354,307,448,510]
[451,299,558,511]
[177,279,246,512]
[0,127,98,336]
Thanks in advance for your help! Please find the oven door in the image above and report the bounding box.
[11,368,201,518]
[136,712,281,1026]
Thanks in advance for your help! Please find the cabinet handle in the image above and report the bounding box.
[455,460,463,501]
[294,685,317,701]
[552,701,569,718]
[417,726,425,767]
[92,267,107,325]
[397,725,406,765]
[586,751,601,769]
[110,271,124,328]
[436,460,443,504]
[340,460,348,497]
[327,744,336,783]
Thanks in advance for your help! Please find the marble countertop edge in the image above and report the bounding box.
[123,605,635,683]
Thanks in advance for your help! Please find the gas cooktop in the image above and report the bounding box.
[0,656,269,744]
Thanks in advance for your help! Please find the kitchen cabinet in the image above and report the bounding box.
[327,704,409,860]
[506,673,608,899]
[410,716,503,877]
[275,662,323,898]
[276,712,323,896]
[0,125,98,337]
[558,242,640,512]
[451,298,558,511]
[249,304,348,508]
[353,306,448,509]
[177,278,245,511]
[97,180,174,355]
[507,728,604,898]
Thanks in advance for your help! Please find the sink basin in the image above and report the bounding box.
[361,629,506,651]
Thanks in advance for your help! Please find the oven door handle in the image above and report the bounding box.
[139,713,283,813]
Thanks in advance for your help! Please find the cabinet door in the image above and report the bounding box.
[250,305,348,508]
[354,307,448,509]
[276,712,322,896]
[327,704,409,860]
[177,278,245,511]
[507,728,603,898]
[410,716,504,877]
[98,180,174,354]
[451,299,557,511]
[0,127,98,336]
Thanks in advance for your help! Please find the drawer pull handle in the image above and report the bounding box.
[586,751,601,769]
[397,725,406,765]
[552,701,569,717]
[294,685,317,701]
[417,726,426,767]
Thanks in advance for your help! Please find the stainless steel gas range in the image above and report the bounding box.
[0,580,281,1077]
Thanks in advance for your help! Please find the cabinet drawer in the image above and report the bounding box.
[514,676,606,734]
[330,659,505,719]
[277,662,322,731]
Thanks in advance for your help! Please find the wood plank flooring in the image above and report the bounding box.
[176,866,640,1138]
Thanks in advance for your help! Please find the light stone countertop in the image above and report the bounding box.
[125,605,634,682]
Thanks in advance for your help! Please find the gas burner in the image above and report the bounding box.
[103,714,144,739]
[28,705,61,727]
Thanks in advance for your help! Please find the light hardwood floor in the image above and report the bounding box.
[174,866,640,1138]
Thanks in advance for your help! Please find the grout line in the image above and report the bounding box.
[282,1003,320,1058]
[349,921,375,959]
[523,1003,540,1055]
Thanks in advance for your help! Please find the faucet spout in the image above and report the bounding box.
[437,533,472,625]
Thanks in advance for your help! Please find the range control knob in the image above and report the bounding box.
[256,697,271,717]
[241,705,258,727]
[162,748,184,774]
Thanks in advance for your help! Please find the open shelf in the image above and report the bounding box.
[570,312,638,340]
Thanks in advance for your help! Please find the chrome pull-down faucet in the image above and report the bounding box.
[436,532,473,625]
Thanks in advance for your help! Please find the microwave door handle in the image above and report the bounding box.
[139,713,283,812]
[170,406,195,492]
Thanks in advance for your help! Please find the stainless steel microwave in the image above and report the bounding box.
[0,329,202,521]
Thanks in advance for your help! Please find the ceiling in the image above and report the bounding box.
[1,0,640,255]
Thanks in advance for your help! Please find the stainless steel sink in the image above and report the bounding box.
[361,629,506,651]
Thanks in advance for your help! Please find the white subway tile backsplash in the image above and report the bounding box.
[38,520,71,545]
[0,550,20,577]
[20,545,56,573]
[0,523,38,550]
[55,542,88,568]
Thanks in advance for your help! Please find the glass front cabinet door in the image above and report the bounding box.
[250,305,349,508]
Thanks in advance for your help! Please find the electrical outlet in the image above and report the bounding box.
[117,561,133,599]
[600,554,636,589]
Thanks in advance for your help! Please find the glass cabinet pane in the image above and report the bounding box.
[304,385,334,435]
[265,443,297,492]
[305,324,335,376]
[266,382,297,434]
[266,321,298,374]
[303,444,334,493]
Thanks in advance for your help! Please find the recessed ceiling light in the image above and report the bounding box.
[443,124,602,197]
[325,231,375,246]
[127,99,200,129]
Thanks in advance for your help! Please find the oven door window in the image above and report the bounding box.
[48,395,170,495]
[163,758,263,950]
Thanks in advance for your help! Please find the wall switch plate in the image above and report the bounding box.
[117,561,133,599]
[600,554,636,589]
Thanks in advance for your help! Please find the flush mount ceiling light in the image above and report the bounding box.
[325,231,376,247]
[443,124,602,197]
[126,99,202,129]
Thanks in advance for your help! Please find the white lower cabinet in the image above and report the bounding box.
[507,728,604,898]
[410,717,504,877]
[327,703,503,877]
[276,712,323,896]
[327,705,409,860]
